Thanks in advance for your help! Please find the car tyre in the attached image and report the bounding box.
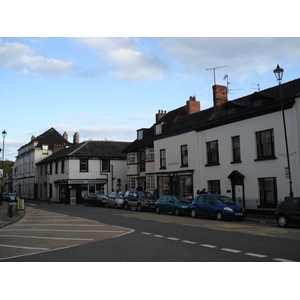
[277,214,289,227]
[124,202,129,210]
[216,211,223,221]
[137,203,143,212]
[155,206,160,214]
[84,201,89,206]
[115,203,118,209]
[174,208,180,216]
[191,209,197,218]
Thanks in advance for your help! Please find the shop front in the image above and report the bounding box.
[56,179,107,204]
[156,171,194,200]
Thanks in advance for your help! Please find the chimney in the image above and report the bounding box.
[213,85,228,109]
[54,144,64,152]
[156,110,167,123]
[186,96,200,115]
[31,135,35,141]
[73,132,79,144]
[63,131,68,141]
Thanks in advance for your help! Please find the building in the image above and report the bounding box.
[124,78,300,211]
[13,128,74,199]
[37,140,130,204]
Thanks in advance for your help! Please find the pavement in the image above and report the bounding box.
[0,199,277,228]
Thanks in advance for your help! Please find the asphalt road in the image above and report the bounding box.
[1,202,299,262]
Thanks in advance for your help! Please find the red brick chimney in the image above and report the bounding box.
[186,96,200,115]
[213,85,228,109]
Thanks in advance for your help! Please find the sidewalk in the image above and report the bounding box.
[0,201,25,228]
[0,200,277,228]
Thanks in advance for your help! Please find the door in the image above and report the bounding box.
[235,185,244,208]
[70,189,76,205]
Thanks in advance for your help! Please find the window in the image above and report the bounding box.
[102,159,110,172]
[128,176,136,190]
[208,180,220,194]
[55,161,58,174]
[80,158,88,172]
[127,153,136,164]
[232,136,241,163]
[258,177,277,207]
[140,150,145,172]
[206,140,219,165]
[42,145,48,154]
[61,160,65,173]
[137,130,143,140]
[145,148,154,161]
[181,145,188,167]
[146,174,155,190]
[160,149,166,169]
[256,129,275,160]
[155,123,162,135]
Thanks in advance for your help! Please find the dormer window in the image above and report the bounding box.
[227,107,236,115]
[253,99,263,107]
[42,145,48,154]
[155,123,162,135]
[137,129,143,140]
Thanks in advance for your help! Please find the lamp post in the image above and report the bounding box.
[1,130,6,169]
[273,64,293,198]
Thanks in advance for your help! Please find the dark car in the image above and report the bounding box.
[123,190,156,211]
[190,194,245,221]
[275,197,300,227]
[83,194,108,207]
[155,195,191,216]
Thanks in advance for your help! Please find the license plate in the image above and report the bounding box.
[235,213,243,216]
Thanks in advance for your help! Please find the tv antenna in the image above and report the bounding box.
[223,74,243,95]
[206,65,227,85]
[251,83,260,91]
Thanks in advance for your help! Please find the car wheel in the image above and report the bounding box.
[105,203,109,208]
[137,203,142,211]
[115,204,118,209]
[84,201,88,206]
[155,206,160,214]
[191,209,197,218]
[216,211,223,221]
[277,215,289,227]
[97,202,101,207]
[174,208,180,216]
[124,202,129,210]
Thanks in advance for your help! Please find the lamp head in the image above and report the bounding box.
[2,130,7,139]
[273,64,284,82]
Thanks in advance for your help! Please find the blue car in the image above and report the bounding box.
[155,195,192,216]
[190,194,245,221]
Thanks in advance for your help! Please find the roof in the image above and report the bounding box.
[18,127,72,151]
[37,140,131,164]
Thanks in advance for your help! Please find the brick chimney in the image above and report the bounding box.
[186,96,200,115]
[54,144,64,152]
[63,131,68,141]
[213,85,228,109]
[73,132,79,144]
[156,110,167,123]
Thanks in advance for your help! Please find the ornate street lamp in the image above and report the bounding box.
[273,65,293,198]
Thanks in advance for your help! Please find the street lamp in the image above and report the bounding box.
[1,130,6,169]
[273,64,293,198]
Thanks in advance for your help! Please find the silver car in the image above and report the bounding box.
[106,193,124,209]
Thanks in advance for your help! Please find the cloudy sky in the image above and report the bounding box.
[1,2,299,161]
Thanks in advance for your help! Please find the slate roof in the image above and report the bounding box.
[38,140,131,164]
[123,78,300,148]
[18,127,72,151]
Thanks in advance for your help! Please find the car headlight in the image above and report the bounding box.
[224,207,233,212]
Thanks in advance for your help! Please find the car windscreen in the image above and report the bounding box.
[175,196,191,203]
[215,196,235,205]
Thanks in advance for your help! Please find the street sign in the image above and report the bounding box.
[0,169,3,178]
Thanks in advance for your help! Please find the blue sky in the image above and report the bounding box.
[1,3,300,162]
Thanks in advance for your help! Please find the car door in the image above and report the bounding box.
[202,195,216,216]
[194,194,206,215]
[159,196,167,212]
[288,198,300,224]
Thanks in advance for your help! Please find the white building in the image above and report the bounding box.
[37,140,130,204]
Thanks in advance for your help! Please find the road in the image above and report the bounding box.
[0,202,299,262]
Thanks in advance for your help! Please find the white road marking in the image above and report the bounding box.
[273,258,295,262]
[0,234,94,241]
[200,244,217,248]
[166,237,180,241]
[153,235,164,238]
[245,252,267,258]
[141,232,152,235]
[182,240,197,245]
[221,248,241,253]
[3,229,126,233]
[0,244,49,250]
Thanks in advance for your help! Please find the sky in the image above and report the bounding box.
[1,2,300,162]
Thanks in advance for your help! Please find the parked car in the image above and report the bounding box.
[190,194,245,221]
[123,190,156,211]
[155,195,191,216]
[6,193,17,201]
[106,193,124,209]
[83,194,108,207]
[275,197,300,227]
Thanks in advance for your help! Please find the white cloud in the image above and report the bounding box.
[0,39,75,76]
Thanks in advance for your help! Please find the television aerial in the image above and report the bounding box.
[206,65,227,85]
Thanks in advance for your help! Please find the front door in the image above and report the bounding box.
[235,185,244,208]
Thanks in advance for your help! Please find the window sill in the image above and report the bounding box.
[254,156,277,162]
[231,161,242,164]
[205,163,220,167]
[180,165,189,168]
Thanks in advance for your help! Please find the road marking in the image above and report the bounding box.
[141,232,152,235]
[3,229,126,233]
[200,244,217,248]
[221,248,241,253]
[0,234,94,241]
[0,244,49,250]
[245,252,267,258]
[167,237,180,241]
[273,258,295,262]
[14,224,106,227]
[153,235,164,238]
[182,240,197,245]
